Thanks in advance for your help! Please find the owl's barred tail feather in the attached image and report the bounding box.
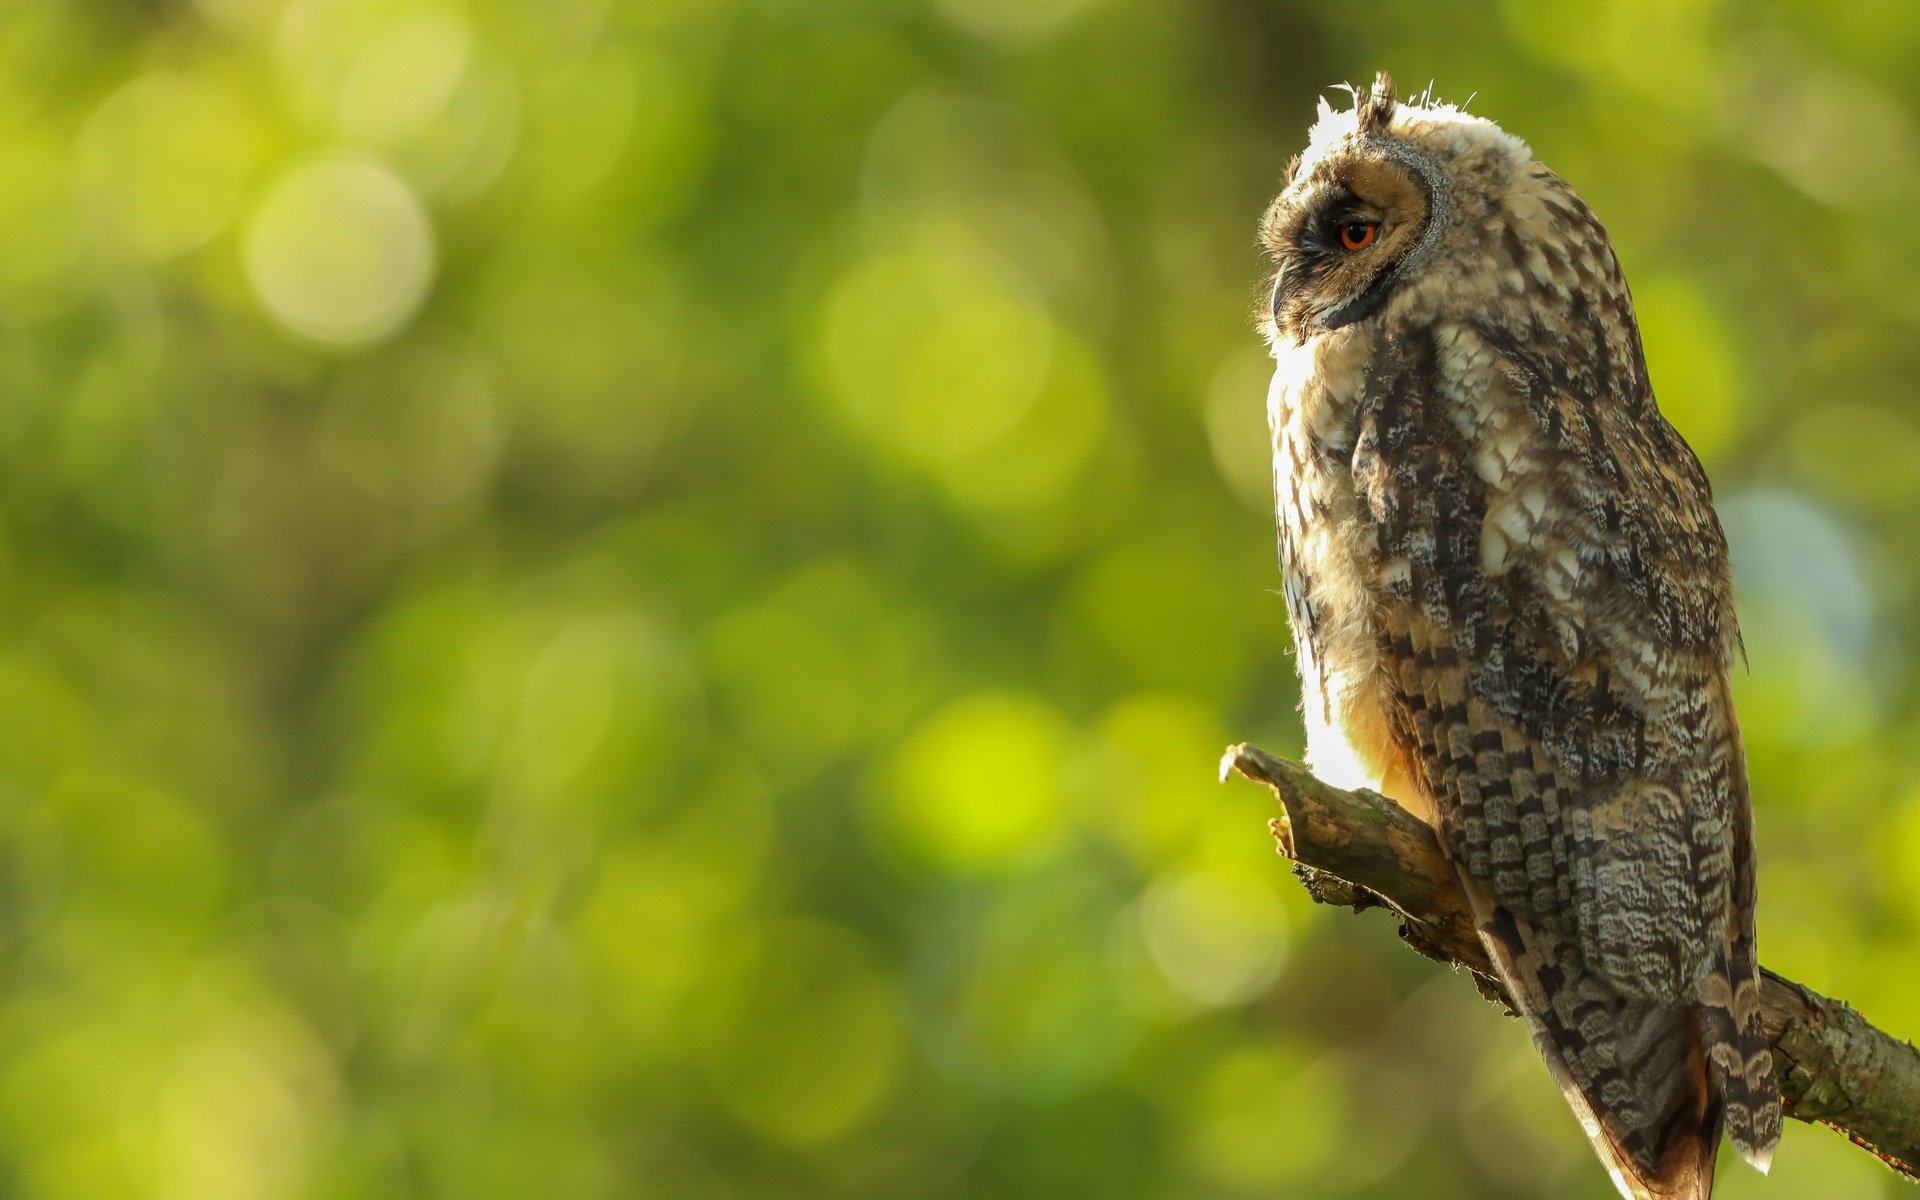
[1479,904,1732,1200]
[1698,973,1784,1172]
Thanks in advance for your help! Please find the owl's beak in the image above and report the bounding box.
[1268,263,1291,329]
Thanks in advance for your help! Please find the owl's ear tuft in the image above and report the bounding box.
[1357,70,1396,134]
[1280,153,1302,190]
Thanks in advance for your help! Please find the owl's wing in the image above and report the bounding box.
[1354,323,1779,1198]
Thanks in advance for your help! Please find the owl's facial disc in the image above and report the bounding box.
[1263,148,1442,340]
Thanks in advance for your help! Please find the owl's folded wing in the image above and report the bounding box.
[1351,322,1779,1190]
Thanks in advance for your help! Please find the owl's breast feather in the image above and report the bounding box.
[1268,336,1430,824]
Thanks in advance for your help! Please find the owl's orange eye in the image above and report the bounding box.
[1339,221,1379,252]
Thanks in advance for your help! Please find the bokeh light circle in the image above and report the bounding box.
[80,72,258,261]
[1138,869,1290,1008]
[243,157,436,347]
[882,690,1067,870]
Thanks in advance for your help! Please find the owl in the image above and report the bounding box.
[1257,74,1781,1199]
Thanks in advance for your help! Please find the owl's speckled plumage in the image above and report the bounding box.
[1258,75,1781,1199]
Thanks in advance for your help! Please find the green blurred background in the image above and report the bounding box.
[1,0,1916,1196]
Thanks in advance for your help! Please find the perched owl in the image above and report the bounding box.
[1257,75,1781,1199]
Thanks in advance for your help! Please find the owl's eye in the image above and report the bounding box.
[1338,221,1379,252]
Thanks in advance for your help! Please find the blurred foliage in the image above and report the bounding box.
[0,0,1916,1197]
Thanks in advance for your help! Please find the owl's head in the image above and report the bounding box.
[1259,73,1535,345]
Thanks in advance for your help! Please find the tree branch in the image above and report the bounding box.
[1220,741,1920,1183]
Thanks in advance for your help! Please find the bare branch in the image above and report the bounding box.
[1221,741,1920,1183]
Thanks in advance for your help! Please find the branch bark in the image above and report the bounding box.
[1220,741,1920,1183]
